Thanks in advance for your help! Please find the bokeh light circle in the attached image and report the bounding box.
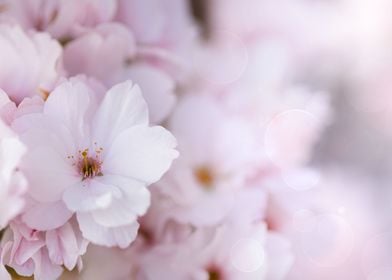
[292,209,317,233]
[264,109,320,169]
[300,214,354,267]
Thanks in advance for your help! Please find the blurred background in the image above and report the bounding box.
[191,0,392,279]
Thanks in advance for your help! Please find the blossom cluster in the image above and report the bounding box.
[0,1,333,279]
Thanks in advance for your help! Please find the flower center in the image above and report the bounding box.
[194,166,214,189]
[79,149,103,180]
[68,146,104,181]
[207,265,223,280]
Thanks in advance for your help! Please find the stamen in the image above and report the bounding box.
[68,147,104,181]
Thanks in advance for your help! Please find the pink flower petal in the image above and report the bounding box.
[92,80,148,147]
[104,125,178,184]
[22,201,73,231]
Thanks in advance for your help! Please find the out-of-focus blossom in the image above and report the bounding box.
[62,23,176,123]
[0,115,26,229]
[0,23,62,104]
[155,94,259,226]
[124,63,176,124]
[0,0,117,40]
[1,218,87,280]
[63,23,136,86]
[115,0,197,50]
[222,86,331,192]
[134,222,292,280]
[13,78,178,248]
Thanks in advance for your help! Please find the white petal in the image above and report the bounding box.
[104,126,178,184]
[92,80,148,147]
[91,208,137,228]
[99,175,151,214]
[77,212,139,248]
[21,146,77,203]
[15,99,86,158]
[44,80,93,148]
[22,201,73,231]
[91,176,150,227]
[62,180,121,212]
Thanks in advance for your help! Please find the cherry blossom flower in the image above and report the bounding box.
[13,78,178,248]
